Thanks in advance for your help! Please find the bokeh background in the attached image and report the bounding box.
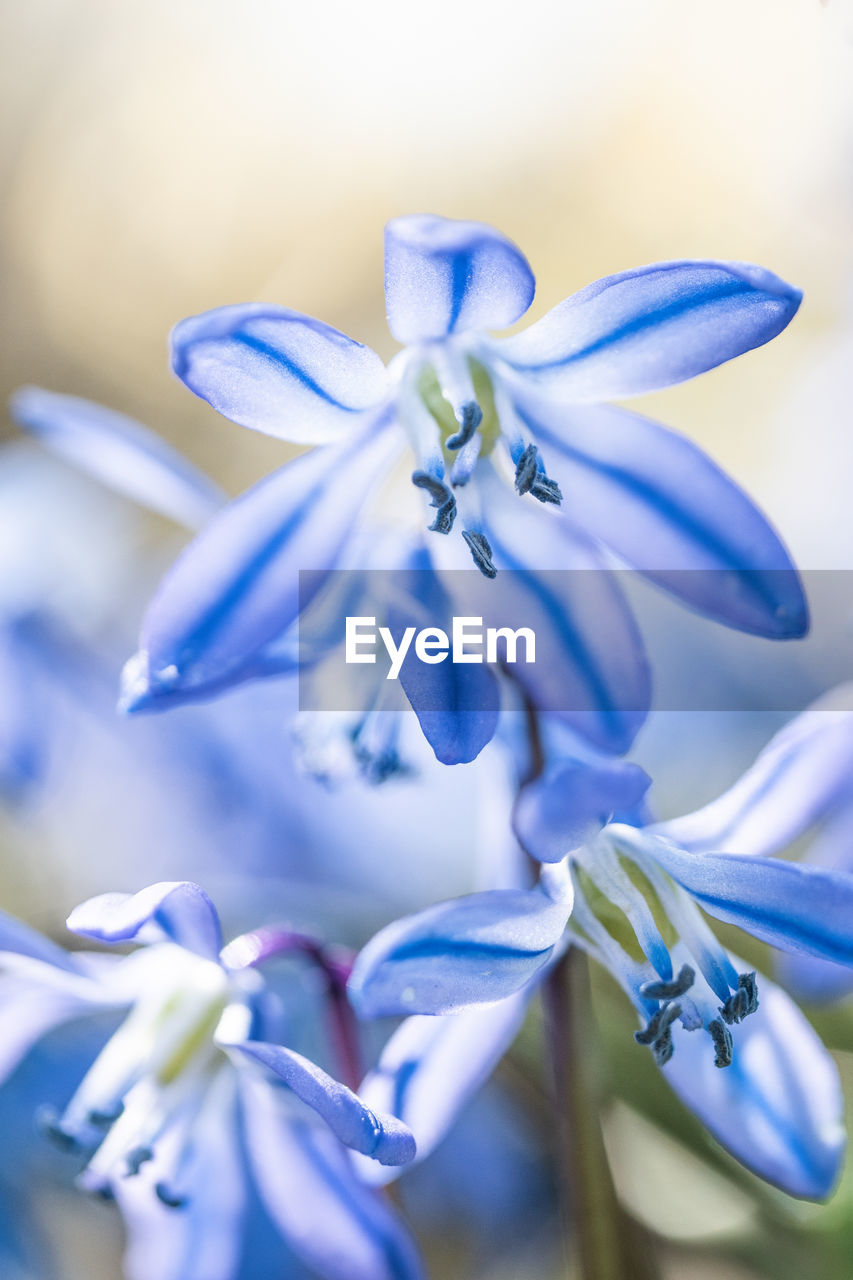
[3,2,853,1278]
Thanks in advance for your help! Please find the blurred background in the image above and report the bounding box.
[3,1,853,1277]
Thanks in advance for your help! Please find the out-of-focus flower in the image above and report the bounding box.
[349,723,853,1198]
[0,882,422,1280]
[117,215,806,747]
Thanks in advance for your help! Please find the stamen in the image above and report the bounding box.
[640,964,695,1001]
[446,403,482,451]
[155,1181,188,1210]
[449,432,482,487]
[720,971,759,1025]
[514,443,563,506]
[36,1105,85,1154]
[652,1026,675,1067]
[88,1102,125,1128]
[125,1145,154,1176]
[411,471,457,534]
[707,1017,733,1068]
[634,1000,682,1046]
[514,444,539,495]
[530,475,563,505]
[462,529,497,578]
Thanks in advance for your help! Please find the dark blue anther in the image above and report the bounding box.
[92,1182,116,1202]
[530,475,563,505]
[720,972,759,1025]
[652,1026,675,1066]
[514,444,539,495]
[640,965,695,1001]
[412,470,457,534]
[446,402,482,451]
[514,443,563,506]
[708,1017,733,1068]
[35,1105,84,1154]
[634,1000,682,1047]
[155,1181,188,1210]
[125,1145,154,1176]
[462,530,497,579]
[88,1101,124,1128]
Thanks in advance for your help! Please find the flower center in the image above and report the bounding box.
[38,945,259,1205]
[398,350,563,575]
[567,832,759,1070]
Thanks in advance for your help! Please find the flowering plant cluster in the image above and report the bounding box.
[3,214,853,1280]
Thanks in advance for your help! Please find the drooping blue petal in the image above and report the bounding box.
[121,413,400,712]
[385,215,535,344]
[355,992,530,1187]
[494,259,801,401]
[116,1078,246,1280]
[507,389,807,639]
[514,757,651,863]
[225,1040,415,1166]
[387,564,500,764]
[630,829,853,966]
[171,304,389,445]
[240,1075,425,1280]
[657,694,853,854]
[349,889,570,1017]
[664,971,844,1199]
[477,469,650,752]
[66,882,223,961]
[9,387,227,529]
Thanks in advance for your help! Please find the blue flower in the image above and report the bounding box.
[117,215,806,732]
[0,883,422,1280]
[349,732,853,1198]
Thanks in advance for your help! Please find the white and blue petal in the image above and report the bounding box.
[66,882,224,961]
[657,692,853,854]
[630,830,853,967]
[121,414,400,711]
[240,1075,425,1280]
[171,304,389,445]
[505,390,807,639]
[349,889,570,1017]
[494,259,801,401]
[354,992,530,1187]
[664,971,844,1199]
[385,215,535,344]
[9,387,226,529]
[225,1040,415,1166]
[514,757,651,864]
[116,1076,246,1280]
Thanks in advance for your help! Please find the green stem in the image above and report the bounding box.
[543,949,658,1280]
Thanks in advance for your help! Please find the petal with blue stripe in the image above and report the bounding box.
[122,413,399,711]
[639,832,853,967]
[241,1075,425,1280]
[385,215,535,344]
[507,389,807,639]
[657,692,853,854]
[349,889,570,1017]
[226,1040,415,1166]
[494,259,801,401]
[66,881,223,961]
[664,971,844,1199]
[171,305,389,444]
